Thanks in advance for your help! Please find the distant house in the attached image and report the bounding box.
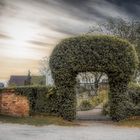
[0,82,4,88]
[8,75,46,87]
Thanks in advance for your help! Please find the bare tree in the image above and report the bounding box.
[88,18,140,44]
[88,18,140,83]
[39,56,55,85]
[39,56,50,76]
[93,72,105,95]
[76,72,106,96]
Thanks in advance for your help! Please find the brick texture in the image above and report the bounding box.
[0,90,29,117]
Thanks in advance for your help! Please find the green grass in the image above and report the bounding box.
[117,116,140,127]
[0,114,77,126]
[1,114,139,127]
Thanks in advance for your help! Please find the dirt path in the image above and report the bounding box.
[76,104,110,121]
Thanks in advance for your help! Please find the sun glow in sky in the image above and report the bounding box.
[5,21,40,59]
[0,0,139,83]
[8,21,35,41]
[0,16,54,81]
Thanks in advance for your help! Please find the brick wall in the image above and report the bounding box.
[0,90,29,117]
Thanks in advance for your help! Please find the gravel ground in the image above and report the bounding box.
[0,122,140,140]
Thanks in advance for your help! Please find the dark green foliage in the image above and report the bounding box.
[0,86,59,115]
[79,100,93,111]
[102,102,110,115]
[103,84,140,117]
[128,83,140,116]
[50,35,138,121]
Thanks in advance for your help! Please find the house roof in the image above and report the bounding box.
[8,75,46,86]
[9,76,27,86]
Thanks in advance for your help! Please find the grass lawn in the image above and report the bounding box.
[0,114,139,127]
[117,116,140,128]
[0,114,77,126]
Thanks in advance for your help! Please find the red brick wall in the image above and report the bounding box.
[0,90,29,117]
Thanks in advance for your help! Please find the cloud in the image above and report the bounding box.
[0,33,11,39]
[26,0,139,37]
[29,40,55,47]
[106,0,140,18]
[33,0,140,20]
[0,0,140,80]
[2,0,139,40]
[0,0,5,11]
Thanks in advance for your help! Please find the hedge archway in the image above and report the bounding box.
[49,35,138,121]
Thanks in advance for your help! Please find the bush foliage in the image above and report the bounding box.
[0,86,59,115]
[103,83,140,116]
[79,100,93,111]
[50,35,138,121]
[128,83,140,116]
[77,89,108,110]
[90,89,108,107]
[102,101,110,116]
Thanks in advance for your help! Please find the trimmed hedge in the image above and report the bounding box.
[50,35,138,121]
[0,86,59,115]
[128,83,140,116]
[103,83,140,116]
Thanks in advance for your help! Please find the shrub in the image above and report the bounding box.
[79,100,93,111]
[91,89,108,107]
[128,83,140,116]
[0,86,59,116]
[77,89,108,111]
[103,83,140,116]
[50,35,138,121]
[102,102,110,115]
[128,83,140,105]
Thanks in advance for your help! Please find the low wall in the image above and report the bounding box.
[0,86,58,117]
[0,90,29,117]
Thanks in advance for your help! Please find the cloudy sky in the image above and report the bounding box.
[0,0,140,82]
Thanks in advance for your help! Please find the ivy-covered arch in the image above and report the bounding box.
[49,35,138,121]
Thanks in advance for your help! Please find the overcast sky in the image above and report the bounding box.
[0,0,140,82]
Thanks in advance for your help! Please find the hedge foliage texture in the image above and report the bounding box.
[128,83,140,116]
[0,86,59,115]
[50,35,139,121]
